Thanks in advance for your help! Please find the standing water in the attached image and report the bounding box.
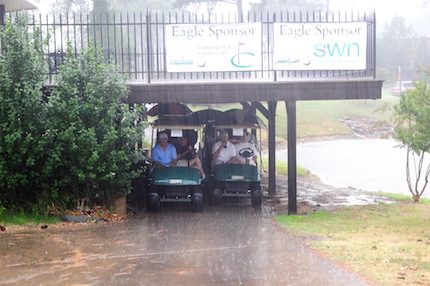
[278,138,430,198]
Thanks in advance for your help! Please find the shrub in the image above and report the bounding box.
[0,15,54,212]
[48,45,146,208]
[394,80,430,202]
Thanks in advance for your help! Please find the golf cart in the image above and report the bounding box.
[146,115,205,212]
[203,109,264,207]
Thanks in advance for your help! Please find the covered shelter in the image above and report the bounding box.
[26,10,381,214]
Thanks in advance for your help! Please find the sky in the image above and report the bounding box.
[330,0,430,35]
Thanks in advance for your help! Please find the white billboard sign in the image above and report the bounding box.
[165,23,262,72]
[273,22,367,70]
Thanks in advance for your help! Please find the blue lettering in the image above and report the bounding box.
[347,42,360,56]
[327,43,346,57]
[314,42,361,57]
[314,44,326,57]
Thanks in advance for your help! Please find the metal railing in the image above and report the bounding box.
[20,10,376,84]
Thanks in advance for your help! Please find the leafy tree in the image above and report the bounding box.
[377,16,418,82]
[49,45,146,209]
[50,0,175,13]
[394,79,430,202]
[50,0,91,14]
[0,15,54,211]
[251,0,324,12]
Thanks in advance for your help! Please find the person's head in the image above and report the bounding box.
[241,131,249,143]
[158,132,169,146]
[220,130,229,143]
[178,136,189,146]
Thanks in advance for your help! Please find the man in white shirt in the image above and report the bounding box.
[234,132,258,165]
[212,131,237,165]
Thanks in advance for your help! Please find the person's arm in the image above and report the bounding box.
[177,145,192,160]
[251,144,258,162]
[212,142,223,160]
[151,146,163,166]
[169,145,178,166]
[226,144,237,163]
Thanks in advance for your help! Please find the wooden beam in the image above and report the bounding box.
[249,104,257,138]
[286,101,298,214]
[268,101,277,196]
[127,80,383,104]
[240,102,251,111]
[241,102,258,137]
[253,102,270,119]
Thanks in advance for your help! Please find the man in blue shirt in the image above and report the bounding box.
[151,132,177,167]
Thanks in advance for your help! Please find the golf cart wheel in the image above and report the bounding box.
[191,192,204,213]
[211,188,222,206]
[148,192,160,212]
[251,189,262,208]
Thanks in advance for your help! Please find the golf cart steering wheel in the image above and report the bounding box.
[239,147,254,158]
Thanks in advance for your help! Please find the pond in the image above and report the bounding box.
[277,138,430,198]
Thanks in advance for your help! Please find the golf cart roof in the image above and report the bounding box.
[212,109,265,129]
[147,103,192,117]
[153,115,203,130]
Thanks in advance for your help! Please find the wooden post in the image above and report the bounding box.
[286,101,297,214]
[249,102,257,138]
[268,101,277,196]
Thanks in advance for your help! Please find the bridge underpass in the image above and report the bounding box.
[127,79,382,214]
[12,9,382,214]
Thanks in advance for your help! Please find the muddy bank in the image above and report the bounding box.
[261,174,394,215]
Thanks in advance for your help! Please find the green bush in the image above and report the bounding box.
[0,15,54,212]
[0,202,5,217]
[48,45,146,207]
[0,16,146,213]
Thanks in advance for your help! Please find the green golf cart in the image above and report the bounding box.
[146,115,205,212]
[204,109,264,208]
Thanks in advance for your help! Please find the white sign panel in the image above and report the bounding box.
[170,129,183,138]
[273,22,367,70]
[165,23,262,72]
[232,128,244,137]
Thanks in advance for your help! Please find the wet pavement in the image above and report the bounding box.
[0,204,369,286]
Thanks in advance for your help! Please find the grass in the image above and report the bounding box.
[261,157,308,177]
[189,88,399,140]
[0,211,60,225]
[373,192,430,204]
[277,89,399,139]
[276,199,430,285]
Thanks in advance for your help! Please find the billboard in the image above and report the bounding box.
[165,23,262,72]
[273,22,368,70]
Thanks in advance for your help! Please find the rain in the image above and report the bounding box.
[1,0,430,285]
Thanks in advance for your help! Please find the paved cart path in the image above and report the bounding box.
[0,205,369,286]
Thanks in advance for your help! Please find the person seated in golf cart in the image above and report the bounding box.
[234,131,258,166]
[175,136,206,178]
[151,132,177,167]
[211,130,238,165]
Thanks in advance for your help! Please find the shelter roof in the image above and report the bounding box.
[128,80,382,104]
